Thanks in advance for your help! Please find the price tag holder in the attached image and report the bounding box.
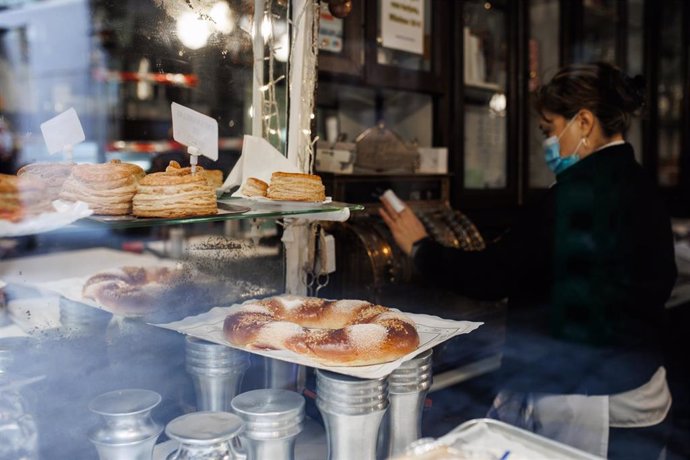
[171,102,218,173]
[40,107,85,161]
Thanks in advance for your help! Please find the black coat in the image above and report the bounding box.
[414,142,677,394]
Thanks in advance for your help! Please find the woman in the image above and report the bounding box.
[380,62,677,458]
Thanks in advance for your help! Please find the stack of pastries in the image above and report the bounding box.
[265,172,325,202]
[0,173,52,221]
[17,162,74,201]
[60,160,145,215]
[132,161,217,218]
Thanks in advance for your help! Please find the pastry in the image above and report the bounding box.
[223,295,420,366]
[132,161,217,218]
[59,160,145,215]
[241,177,268,197]
[266,172,325,202]
[17,162,74,201]
[0,173,51,221]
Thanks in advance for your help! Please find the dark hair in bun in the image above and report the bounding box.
[535,62,645,136]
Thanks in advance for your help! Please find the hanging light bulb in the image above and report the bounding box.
[176,12,213,50]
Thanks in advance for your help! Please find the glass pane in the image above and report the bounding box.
[463,0,508,189]
[626,0,644,164]
[462,0,507,89]
[657,0,683,187]
[580,0,618,63]
[315,82,432,145]
[376,0,432,72]
[0,0,289,175]
[527,0,560,189]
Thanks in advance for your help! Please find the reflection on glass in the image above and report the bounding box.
[580,0,618,63]
[463,0,508,189]
[463,0,507,89]
[0,0,289,175]
[657,1,683,187]
[315,83,433,148]
[528,0,560,189]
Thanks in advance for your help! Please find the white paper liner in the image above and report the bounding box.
[406,418,604,460]
[154,299,483,379]
[0,200,92,237]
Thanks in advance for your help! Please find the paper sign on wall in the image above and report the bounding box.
[171,102,218,161]
[40,107,85,155]
[380,0,425,55]
[318,9,343,53]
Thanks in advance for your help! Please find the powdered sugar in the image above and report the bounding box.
[331,299,369,313]
[346,323,388,351]
[255,321,304,345]
[277,295,307,310]
[237,303,271,315]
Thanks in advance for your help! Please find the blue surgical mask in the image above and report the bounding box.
[543,116,584,175]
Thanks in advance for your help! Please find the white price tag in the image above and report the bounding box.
[40,107,85,155]
[171,102,218,161]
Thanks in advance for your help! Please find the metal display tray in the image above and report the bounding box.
[436,418,604,460]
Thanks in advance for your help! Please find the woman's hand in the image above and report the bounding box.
[378,197,429,256]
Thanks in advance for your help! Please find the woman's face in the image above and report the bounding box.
[539,110,583,157]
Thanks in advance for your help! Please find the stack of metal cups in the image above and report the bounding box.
[378,350,433,458]
[315,370,389,460]
[231,389,305,460]
[165,411,245,460]
[185,336,250,412]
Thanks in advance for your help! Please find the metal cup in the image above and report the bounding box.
[88,389,163,460]
[315,370,389,460]
[165,411,245,460]
[379,349,433,458]
[231,389,305,460]
[185,336,250,412]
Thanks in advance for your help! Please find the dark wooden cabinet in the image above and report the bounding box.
[316,0,690,229]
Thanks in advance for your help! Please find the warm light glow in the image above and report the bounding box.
[261,13,272,41]
[489,92,507,116]
[176,12,212,50]
[273,32,290,62]
[210,2,235,34]
[248,105,254,118]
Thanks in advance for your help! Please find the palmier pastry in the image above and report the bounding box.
[132,161,217,218]
[59,160,145,215]
[223,295,420,366]
[0,173,51,221]
[241,177,268,197]
[266,172,325,202]
[17,162,74,201]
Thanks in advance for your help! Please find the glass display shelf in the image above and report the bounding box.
[75,197,365,230]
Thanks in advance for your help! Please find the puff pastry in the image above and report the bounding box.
[59,160,145,215]
[132,161,217,218]
[0,173,51,221]
[17,162,74,201]
[241,177,268,197]
[266,172,325,202]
